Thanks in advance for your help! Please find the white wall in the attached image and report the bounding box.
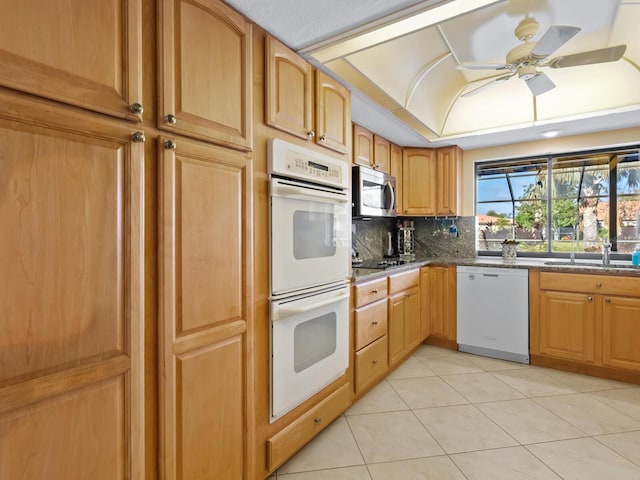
[459,127,640,216]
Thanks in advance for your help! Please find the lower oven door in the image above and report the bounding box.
[270,285,350,421]
[270,177,350,296]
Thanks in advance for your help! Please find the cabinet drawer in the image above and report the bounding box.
[266,383,351,471]
[389,269,419,294]
[354,278,387,307]
[355,299,387,350]
[355,336,388,393]
[539,272,640,296]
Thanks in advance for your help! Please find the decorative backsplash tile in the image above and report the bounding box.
[352,216,475,260]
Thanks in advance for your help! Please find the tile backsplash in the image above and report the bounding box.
[352,216,475,260]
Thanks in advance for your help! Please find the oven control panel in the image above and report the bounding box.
[268,138,349,190]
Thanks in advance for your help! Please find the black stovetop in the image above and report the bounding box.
[352,258,415,269]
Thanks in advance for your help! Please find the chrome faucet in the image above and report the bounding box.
[602,241,612,266]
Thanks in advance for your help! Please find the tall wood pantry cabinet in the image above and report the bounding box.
[0,0,255,478]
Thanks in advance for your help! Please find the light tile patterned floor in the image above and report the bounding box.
[269,346,640,479]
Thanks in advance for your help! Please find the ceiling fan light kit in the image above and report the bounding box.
[459,14,627,98]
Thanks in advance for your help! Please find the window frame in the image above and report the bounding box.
[475,144,640,259]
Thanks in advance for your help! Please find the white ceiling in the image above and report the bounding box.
[226,0,640,149]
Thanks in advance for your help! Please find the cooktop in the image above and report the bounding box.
[352,258,415,269]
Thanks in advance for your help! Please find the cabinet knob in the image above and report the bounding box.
[596,282,602,288]
[371,289,378,294]
[319,134,327,142]
[307,130,315,139]
[164,114,177,125]
[314,418,322,425]
[372,360,378,365]
[131,131,146,143]
[605,298,611,304]
[372,320,378,325]
[164,139,177,150]
[129,103,144,115]
[587,296,593,302]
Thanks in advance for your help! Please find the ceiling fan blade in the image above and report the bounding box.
[531,25,581,58]
[456,62,510,71]
[525,72,556,96]
[461,73,515,98]
[548,44,627,68]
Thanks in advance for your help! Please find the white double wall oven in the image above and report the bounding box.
[268,139,351,421]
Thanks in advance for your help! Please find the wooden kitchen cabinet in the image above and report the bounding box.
[531,271,640,377]
[603,296,640,371]
[315,70,351,154]
[537,290,597,363]
[401,147,462,216]
[353,123,374,167]
[0,0,143,122]
[421,265,457,349]
[373,134,391,173]
[265,36,314,140]
[159,0,253,151]
[388,270,421,366]
[159,136,252,480]
[352,125,391,173]
[390,143,403,215]
[265,38,350,154]
[436,146,462,216]
[353,278,389,394]
[402,148,437,216]
[0,93,145,479]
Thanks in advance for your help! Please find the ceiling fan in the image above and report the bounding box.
[457,15,627,97]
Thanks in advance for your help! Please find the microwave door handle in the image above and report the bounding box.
[273,290,349,321]
[274,184,349,204]
[385,181,396,211]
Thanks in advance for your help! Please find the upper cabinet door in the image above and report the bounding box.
[373,134,391,174]
[0,0,142,121]
[402,148,436,216]
[265,36,314,140]
[159,0,253,151]
[436,146,461,216]
[353,124,374,167]
[315,70,350,154]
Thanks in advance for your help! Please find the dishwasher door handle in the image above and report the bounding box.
[482,273,499,278]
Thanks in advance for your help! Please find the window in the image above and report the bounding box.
[476,146,640,257]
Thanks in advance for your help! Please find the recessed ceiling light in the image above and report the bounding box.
[541,129,561,138]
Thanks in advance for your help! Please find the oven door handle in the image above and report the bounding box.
[273,290,349,321]
[274,184,349,204]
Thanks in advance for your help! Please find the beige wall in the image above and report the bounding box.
[459,126,640,217]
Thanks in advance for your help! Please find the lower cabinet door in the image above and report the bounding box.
[602,296,640,371]
[538,290,597,363]
[355,336,388,393]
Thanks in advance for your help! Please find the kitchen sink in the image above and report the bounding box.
[543,260,638,269]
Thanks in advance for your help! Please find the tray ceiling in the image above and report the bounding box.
[227,0,640,149]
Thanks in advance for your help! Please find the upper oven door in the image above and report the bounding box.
[270,177,350,297]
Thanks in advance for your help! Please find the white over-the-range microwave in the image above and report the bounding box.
[352,165,397,218]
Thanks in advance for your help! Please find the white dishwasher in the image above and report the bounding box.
[457,266,530,364]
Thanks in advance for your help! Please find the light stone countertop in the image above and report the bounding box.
[351,256,640,283]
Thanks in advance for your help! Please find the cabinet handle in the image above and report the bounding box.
[371,289,378,294]
[307,130,315,139]
[596,282,602,288]
[372,320,378,325]
[131,131,146,143]
[372,360,378,365]
[129,103,144,115]
[587,296,593,302]
[164,114,177,125]
[164,139,177,150]
[605,298,611,304]
[314,418,322,425]
[319,134,327,142]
